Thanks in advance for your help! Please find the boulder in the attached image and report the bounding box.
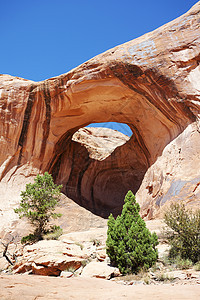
[81,261,120,279]
[96,250,107,262]
[13,239,85,276]
[60,271,74,278]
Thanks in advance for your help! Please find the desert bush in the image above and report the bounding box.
[194,261,200,271]
[14,172,62,242]
[21,233,38,244]
[43,225,63,240]
[156,272,175,282]
[106,190,158,275]
[172,256,193,270]
[164,203,200,263]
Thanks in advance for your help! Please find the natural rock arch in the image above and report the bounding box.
[46,66,194,217]
[0,2,199,218]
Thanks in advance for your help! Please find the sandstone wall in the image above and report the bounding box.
[0,2,200,220]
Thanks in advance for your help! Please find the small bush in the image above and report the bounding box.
[194,261,200,271]
[21,233,38,244]
[164,203,200,263]
[21,226,63,244]
[173,256,193,270]
[43,226,63,240]
[106,191,158,275]
[159,255,193,271]
[156,272,175,282]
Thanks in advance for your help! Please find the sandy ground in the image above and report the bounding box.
[0,274,200,300]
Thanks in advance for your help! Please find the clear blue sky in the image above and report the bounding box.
[1,0,197,136]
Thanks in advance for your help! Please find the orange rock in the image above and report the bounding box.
[13,262,32,274]
[0,2,200,223]
[12,240,83,276]
[31,262,60,276]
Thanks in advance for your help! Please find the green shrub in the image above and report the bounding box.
[21,226,63,244]
[156,272,175,282]
[43,225,63,240]
[164,255,193,270]
[173,256,193,270]
[164,203,200,263]
[21,233,38,244]
[14,172,62,242]
[194,261,200,271]
[106,191,158,275]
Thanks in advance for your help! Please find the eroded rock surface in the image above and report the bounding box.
[13,239,84,276]
[5,227,118,278]
[137,123,200,218]
[0,2,200,222]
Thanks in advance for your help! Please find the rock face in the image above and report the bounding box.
[137,123,200,218]
[13,239,85,276]
[0,2,200,221]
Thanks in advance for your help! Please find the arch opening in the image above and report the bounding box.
[51,122,148,218]
[72,122,133,161]
[87,122,133,137]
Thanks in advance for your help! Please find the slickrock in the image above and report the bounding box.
[1,275,200,300]
[9,228,110,277]
[137,122,200,218]
[0,2,200,224]
[13,239,85,276]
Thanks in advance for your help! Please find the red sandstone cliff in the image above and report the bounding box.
[0,2,200,224]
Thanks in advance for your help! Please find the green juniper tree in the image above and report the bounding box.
[106,190,158,274]
[14,172,62,242]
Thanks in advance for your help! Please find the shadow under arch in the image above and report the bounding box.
[49,122,149,218]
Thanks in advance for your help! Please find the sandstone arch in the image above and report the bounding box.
[0,2,200,218]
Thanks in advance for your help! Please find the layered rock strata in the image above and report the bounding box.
[0,2,200,219]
